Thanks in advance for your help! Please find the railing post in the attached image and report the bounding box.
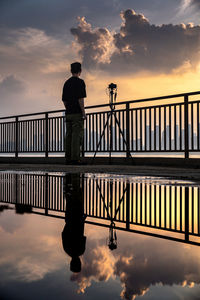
[45,113,48,157]
[109,107,113,162]
[184,95,189,159]
[185,186,189,242]
[82,118,85,158]
[15,116,18,158]
[126,182,130,230]
[15,173,18,204]
[45,173,48,215]
[126,103,131,158]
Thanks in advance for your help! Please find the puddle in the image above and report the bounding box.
[0,171,200,300]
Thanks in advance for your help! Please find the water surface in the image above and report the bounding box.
[1,172,200,300]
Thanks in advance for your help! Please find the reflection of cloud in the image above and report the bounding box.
[0,213,65,283]
[113,238,200,300]
[71,243,116,293]
[0,210,25,234]
[71,9,200,74]
[71,234,200,300]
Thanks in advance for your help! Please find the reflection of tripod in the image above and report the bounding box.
[95,179,128,250]
[93,83,132,163]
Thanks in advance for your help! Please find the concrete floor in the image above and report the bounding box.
[0,163,200,182]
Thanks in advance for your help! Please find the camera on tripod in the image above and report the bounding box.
[107,83,117,106]
[108,83,117,90]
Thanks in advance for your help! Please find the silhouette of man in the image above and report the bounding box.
[15,204,32,214]
[62,174,86,272]
[62,62,87,164]
[0,205,12,213]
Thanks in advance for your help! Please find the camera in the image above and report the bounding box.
[108,83,117,90]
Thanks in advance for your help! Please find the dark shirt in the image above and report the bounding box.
[62,223,86,257]
[62,76,86,114]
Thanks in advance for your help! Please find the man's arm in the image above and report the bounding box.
[78,98,86,119]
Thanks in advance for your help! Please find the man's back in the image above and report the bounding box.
[62,76,86,114]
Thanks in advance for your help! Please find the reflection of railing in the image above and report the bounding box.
[1,91,200,158]
[0,172,200,245]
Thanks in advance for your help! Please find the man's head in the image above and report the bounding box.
[71,62,82,76]
[70,256,81,273]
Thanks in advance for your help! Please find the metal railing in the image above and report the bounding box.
[1,91,200,158]
[1,172,200,245]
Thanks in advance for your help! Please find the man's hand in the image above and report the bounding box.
[79,98,86,120]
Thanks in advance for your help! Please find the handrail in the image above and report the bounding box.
[0,90,199,120]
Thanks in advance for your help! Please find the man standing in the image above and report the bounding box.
[62,62,86,164]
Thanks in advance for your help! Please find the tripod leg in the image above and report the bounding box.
[92,112,111,159]
[96,181,111,218]
[113,113,132,158]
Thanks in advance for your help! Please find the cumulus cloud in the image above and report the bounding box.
[70,17,114,68]
[71,9,200,74]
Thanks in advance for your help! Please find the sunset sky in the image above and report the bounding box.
[1,0,200,116]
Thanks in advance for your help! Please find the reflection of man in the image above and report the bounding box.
[62,62,87,164]
[15,204,32,214]
[0,205,13,213]
[62,174,86,272]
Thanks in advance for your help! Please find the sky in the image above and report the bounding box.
[1,0,200,116]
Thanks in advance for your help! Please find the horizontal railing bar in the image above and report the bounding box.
[86,91,200,109]
[21,209,200,243]
[84,101,186,116]
[130,101,185,110]
[86,99,200,116]
[0,91,200,120]
[0,109,65,120]
[0,121,16,125]
[85,214,185,233]
[1,207,199,246]
[2,150,200,153]
[90,221,200,246]
[48,116,65,120]
[1,98,199,123]
[18,118,45,123]
[84,150,186,153]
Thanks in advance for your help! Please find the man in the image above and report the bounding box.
[62,62,86,164]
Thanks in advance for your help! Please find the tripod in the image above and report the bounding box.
[93,83,132,162]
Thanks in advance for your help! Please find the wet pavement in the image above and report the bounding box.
[0,164,200,181]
